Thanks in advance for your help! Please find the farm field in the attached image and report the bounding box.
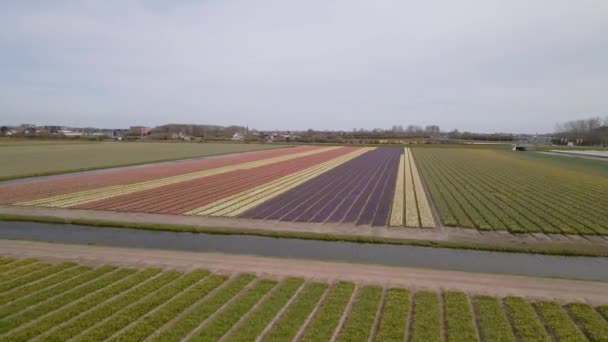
[0,257,607,342]
[0,146,434,228]
[0,141,284,180]
[413,148,608,235]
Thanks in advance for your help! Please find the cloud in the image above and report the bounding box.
[1,0,607,132]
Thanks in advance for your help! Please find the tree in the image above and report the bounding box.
[0,126,7,136]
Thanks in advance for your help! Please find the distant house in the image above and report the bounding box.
[129,126,152,136]
[60,130,83,137]
[231,132,244,141]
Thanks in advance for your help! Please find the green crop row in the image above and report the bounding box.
[2,268,154,341]
[3,258,608,341]
[300,281,355,342]
[0,257,15,266]
[374,288,409,341]
[111,274,225,342]
[0,263,50,282]
[444,291,477,342]
[473,296,516,342]
[410,291,441,342]
[566,303,608,341]
[337,285,382,342]
[262,282,328,342]
[153,274,255,342]
[192,279,277,341]
[0,265,89,305]
[0,258,37,274]
[75,270,204,341]
[0,262,75,293]
[503,296,551,341]
[39,269,173,342]
[226,277,303,342]
[534,301,587,342]
[412,148,608,235]
[0,265,118,322]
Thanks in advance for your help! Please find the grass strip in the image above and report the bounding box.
[262,282,328,342]
[0,267,131,338]
[4,214,607,257]
[534,301,586,342]
[0,265,89,305]
[444,291,477,342]
[599,305,608,320]
[566,303,608,341]
[74,270,202,342]
[410,291,441,342]
[226,277,303,341]
[192,279,277,341]
[110,273,225,342]
[0,263,49,282]
[474,296,516,342]
[0,262,75,293]
[0,259,37,274]
[374,288,409,341]
[300,281,355,342]
[39,269,172,341]
[503,296,551,341]
[0,265,117,320]
[337,285,382,342]
[152,273,254,342]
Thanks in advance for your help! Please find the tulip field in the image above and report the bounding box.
[2,144,608,235]
[0,145,434,228]
[0,257,607,341]
[413,148,608,235]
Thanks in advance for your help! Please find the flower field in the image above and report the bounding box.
[0,146,434,228]
[413,148,608,234]
[1,257,607,341]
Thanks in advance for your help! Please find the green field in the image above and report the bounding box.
[0,258,606,341]
[414,148,608,235]
[0,141,284,181]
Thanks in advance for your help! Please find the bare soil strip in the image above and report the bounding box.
[2,240,608,304]
[1,205,606,256]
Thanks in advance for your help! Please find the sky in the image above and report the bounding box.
[1,0,607,133]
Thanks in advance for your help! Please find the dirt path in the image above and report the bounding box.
[1,205,607,256]
[2,240,608,304]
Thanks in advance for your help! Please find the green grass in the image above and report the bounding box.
[444,291,477,342]
[503,296,551,341]
[0,262,50,282]
[262,282,328,342]
[473,296,516,342]
[414,148,608,235]
[566,303,608,341]
[226,277,303,342]
[192,279,277,341]
[300,281,355,342]
[375,288,410,341]
[336,285,382,342]
[0,142,285,180]
[152,274,253,342]
[534,301,587,342]
[410,291,441,342]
